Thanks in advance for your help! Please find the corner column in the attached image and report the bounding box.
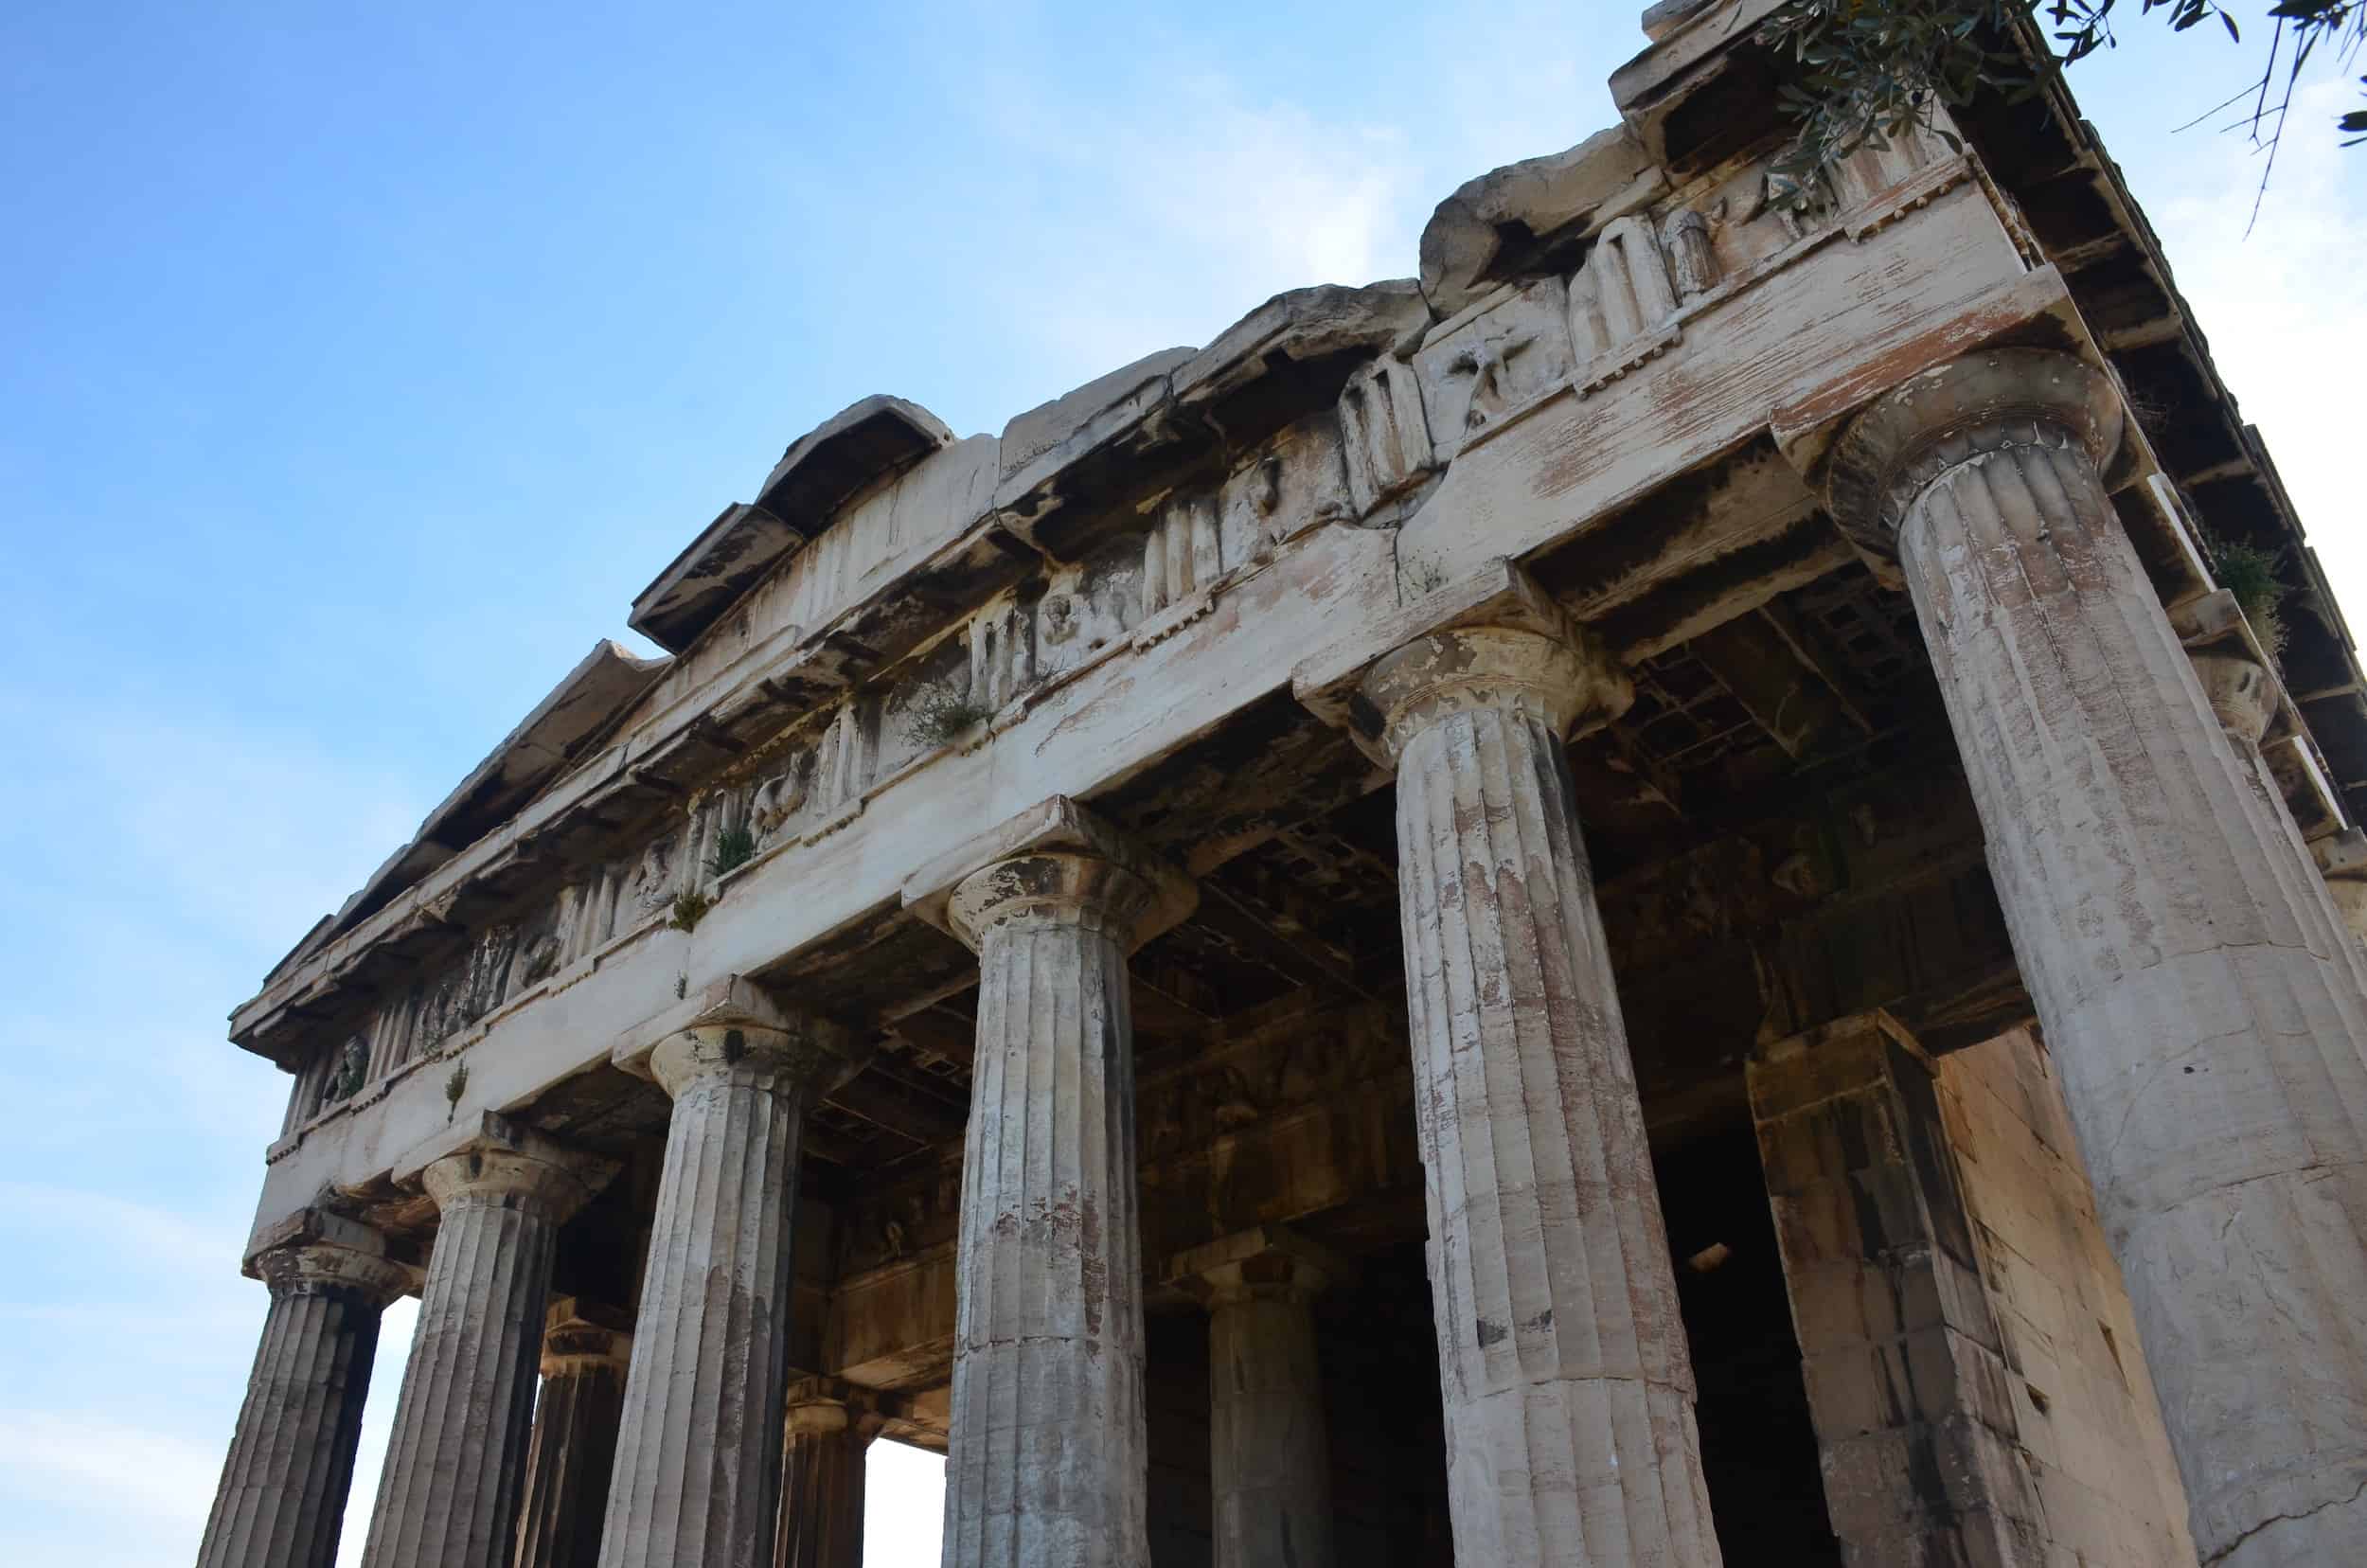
[1171,1228,1341,1568]
[774,1380,884,1568]
[1361,621,1721,1568]
[512,1299,632,1568]
[364,1118,612,1568]
[1825,347,2367,1564]
[902,796,1196,1568]
[1748,1013,2043,1565]
[596,981,857,1568]
[196,1211,413,1568]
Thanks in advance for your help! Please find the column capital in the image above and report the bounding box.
[1291,558,1629,763]
[1824,347,2124,556]
[783,1387,888,1445]
[398,1111,616,1223]
[611,972,862,1098]
[540,1295,632,1376]
[1361,623,1631,762]
[902,794,1196,954]
[1166,1225,1347,1309]
[245,1207,415,1308]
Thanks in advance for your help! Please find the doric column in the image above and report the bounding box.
[1361,620,1721,1568]
[197,1210,413,1568]
[596,980,858,1568]
[364,1118,613,1568]
[903,796,1196,1568]
[773,1380,884,1568]
[1748,1013,2043,1565]
[1825,347,2367,1564]
[512,1299,632,1568]
[1171,1228,1342,1568]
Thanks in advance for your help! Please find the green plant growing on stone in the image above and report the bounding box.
[2210,530,2290,657]
[704,824,757,880]
[675,971,689,1000]
[909,680,993,748]
[668,890,714,933]
[443,1062,468,1122]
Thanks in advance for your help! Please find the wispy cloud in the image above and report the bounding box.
[0,1412,222,1531]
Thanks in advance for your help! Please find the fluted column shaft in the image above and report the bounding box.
[1831,348,2367,1564]
[774,1394,879,1568]
[596,1013,851,1568]
[364,1141,601,1568]
[197,1217,411,1568]
[939,850,1159,1568]
[1365,625,1720,1568]
[1208,1289,1331,1568]
[513,1303,632,1568]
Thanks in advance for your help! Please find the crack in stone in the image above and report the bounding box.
[2199,1472,2367,1566]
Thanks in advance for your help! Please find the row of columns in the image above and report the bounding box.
[203,347,2367,1568]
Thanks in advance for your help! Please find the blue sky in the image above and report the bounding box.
[5,3,2363,1563]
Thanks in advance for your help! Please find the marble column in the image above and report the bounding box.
[1362,623,1721,1568]
[774,1381,882,1568]
[197,1210,413,1568]
[1825,347,2367,1564]
[902,797,1195,1568]
[512,1299,632,1568]
[364,1119,611,1568]
[596,981,856,1568]
[1748,1014,2043,1566]
[1172,1228,1341,1568]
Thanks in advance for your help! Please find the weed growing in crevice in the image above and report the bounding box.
[704,824,757,879]
[909,681,993,747]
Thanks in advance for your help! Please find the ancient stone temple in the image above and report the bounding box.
[200,6,2367,1566]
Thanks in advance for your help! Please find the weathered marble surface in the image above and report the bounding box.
[363,1129,609,1568]
[597,992,856,1568]
[1830,348,2367,1566]
[1366,623,1721,1568]
[198,1214,413,1568]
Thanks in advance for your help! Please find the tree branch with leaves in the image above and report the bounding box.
[1762,1,2367,223]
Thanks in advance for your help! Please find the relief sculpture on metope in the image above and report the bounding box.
[1412,275,1575,455]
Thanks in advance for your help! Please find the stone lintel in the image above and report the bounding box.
[900,793,1196,953]
[1165,1225,1349,1309]
[390,1110,616,1219]
[1290,558,1626,761]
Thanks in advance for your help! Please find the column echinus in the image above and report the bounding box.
[903,797,1198,1568]
[596,979,861,1568]
[196,1209,415,1568]
[1305,570,1722,1568]
[363,1115,614,1568]
[1822,347,2367,1564]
